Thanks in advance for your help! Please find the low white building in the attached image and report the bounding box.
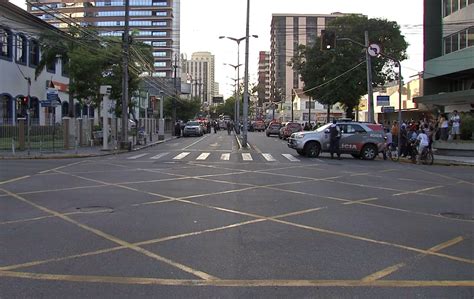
[0,1,69,125]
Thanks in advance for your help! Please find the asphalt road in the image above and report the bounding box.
[1,130,473,298]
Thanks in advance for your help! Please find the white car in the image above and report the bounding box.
[288,121,385,160]
[183,121,204,137]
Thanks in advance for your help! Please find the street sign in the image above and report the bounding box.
[368,43,381,57]
[376,95,390,106]
[45,88,61,107]
[382,106,395,113]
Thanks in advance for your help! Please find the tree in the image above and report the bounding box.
[290,15,408,119]
[36,27,153,118]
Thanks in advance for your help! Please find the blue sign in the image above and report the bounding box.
[376,95,390,106]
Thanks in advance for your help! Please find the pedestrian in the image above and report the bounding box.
[329,119,341,159]
[304,122,310,131]
[400,124,408,157]
[213,120,218,133]
[174,120,181,137]
[382,127,392,160]
[391,121,399,146]
[439,114,449,141]
[226,121,232,135]
[206,121,211,134]
[416,128,430,164]
[450,110,461,140]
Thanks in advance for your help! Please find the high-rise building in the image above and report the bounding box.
[257,51,270,107]
[27,0,180,80]
[270,13,358,103]
[270,13,357,122]
[414,0,474,112]
[182,51,217,103]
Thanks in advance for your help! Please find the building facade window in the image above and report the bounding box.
[152,1,167,6]
[152,31,166,36]
[154,61,166,67]
[443,0,473,17]
[0,27,13,60]
[154,11,167,16]
[15,34,27,64]
[152,51,166,57]
[305,101,315,109]
[152,21,167,26]
[46,59,56,73]
[29,39,39,67]
[152,41,166,46]
[152,71,166,77]
[444,26,474,54]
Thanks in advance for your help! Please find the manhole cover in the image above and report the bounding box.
[440,212,473,221]
[76,206,114,213]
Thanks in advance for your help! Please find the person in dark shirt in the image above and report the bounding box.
[329,119,341,159]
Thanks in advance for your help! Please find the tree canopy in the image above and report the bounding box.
[36,26,153,117]
[290,15,408,118]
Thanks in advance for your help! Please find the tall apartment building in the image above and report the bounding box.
[257,51,270,107]
[182,51,217,103]
[414,0,474,112]
[270,13,356,122]
[27,0,180,80]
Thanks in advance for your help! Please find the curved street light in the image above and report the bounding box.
[219,35,258,134]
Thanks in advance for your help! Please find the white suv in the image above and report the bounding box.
[287,121,385,160]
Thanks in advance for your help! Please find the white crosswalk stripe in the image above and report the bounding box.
[196,152,210,160]
[282,154,300,162]
[127,153,148,160]
[125,152,303,163]
[173,152,190,160]
[242,153,253,161]
[262,153,276,162]
[150,152,169,160]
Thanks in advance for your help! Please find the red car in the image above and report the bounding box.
[279,122,303,140]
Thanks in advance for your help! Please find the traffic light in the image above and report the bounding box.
[321,30,336,50]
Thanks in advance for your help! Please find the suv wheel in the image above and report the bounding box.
[361,144,377,160]
[296,149,305,156]
[304,142,321,158]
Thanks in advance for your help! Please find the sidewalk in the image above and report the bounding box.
[0,133,176,160]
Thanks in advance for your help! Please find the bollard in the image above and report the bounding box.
[11,138,15,155]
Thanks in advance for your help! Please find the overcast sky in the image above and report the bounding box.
[11,0,423,98]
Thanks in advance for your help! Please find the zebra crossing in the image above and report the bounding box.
[126,151,301,162]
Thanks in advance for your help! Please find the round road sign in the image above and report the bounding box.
[368,43,381,57]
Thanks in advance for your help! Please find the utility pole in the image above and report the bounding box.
[172,54,178,135]
[121,0,130,149]
[308,96,311,126]
[242,0,250,147]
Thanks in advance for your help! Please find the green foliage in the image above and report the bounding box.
[460,112,474,140]
[36,27,153,118]
[215,97,237,119]
[290,15,408,118]
[163,97,202,121]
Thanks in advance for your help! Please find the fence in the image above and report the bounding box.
[0,117,172,153]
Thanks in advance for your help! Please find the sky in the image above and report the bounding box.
[10,0,424,98]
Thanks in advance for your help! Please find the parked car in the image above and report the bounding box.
[252,120,266,132]
[278,123,287,139]
[280,122,303,140]
[287,120,385,160]
[183,121,204,137]
[266,122,282,137]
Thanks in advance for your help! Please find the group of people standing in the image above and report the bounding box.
[386,110,462,163]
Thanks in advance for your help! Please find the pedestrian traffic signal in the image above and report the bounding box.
[321,30,336,50]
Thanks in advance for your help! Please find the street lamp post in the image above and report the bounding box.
[224,63,242,124]
[219,33,258,135]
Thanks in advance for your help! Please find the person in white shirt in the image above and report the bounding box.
[416,129,430,164]
[450,110,461,140]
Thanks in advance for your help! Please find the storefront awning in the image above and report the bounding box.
[413,89,474,106]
